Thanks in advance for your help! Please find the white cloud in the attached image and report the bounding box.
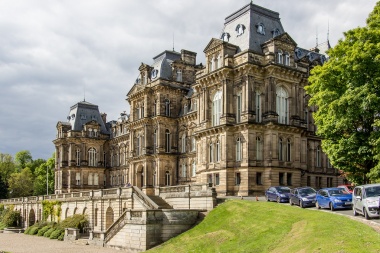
[0,0,377,159]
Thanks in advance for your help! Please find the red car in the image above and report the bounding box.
[337,185,354,194]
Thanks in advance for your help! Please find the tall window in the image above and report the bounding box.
[236,137,242,161]
[165,99,171,116]
[279,172,284,185]
[276,86,289,124]
[94,174,99,185]
[277,50,283,64]
[182,164,186,178]
[316,146,321,167]
[165,171,170,186]
[209,143,214,163]
[287,173,292,186]
[153,129,157,154]
[192,160,196,177]
[153,100,157,116]
[136,135,141,156]
[235,173,241,185]
[165,129,170,153]
[88,148,97,167]
[278,138,284,161]
[88,173,93,185]
[216,140,220,162]
[256,136,263,161]
[286,139,291,162]
[212,91,222,126]
[181,134,186,153]
[304,110,309,129]
[284,53,290,66]
[256,172,262,185]
[191,136,196,151]
[236,93,242,123]
[176,69,182,82]
[256,92,262,123]
[76,172,80,185]
[76,149,81,166]
[215,173,220,185]
[141,103,144,118]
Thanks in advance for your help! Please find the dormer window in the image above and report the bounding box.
[151,69,158,79]
[284,53,290,66]
[277,50,283,64]
[256,23,265,35]
[221,32,230,42]
[176,69,182,82]
[235,24,245,36]
[272,29,281,37]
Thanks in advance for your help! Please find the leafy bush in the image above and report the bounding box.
[37,226,50,236]
[24,226,32,234]
[1,208,21,227]
[0,221,6,230]
[29,226,39,235]
[43,227,56,238]
[59,214,88,232]
[57,231,65,241]
[50,228,64,239]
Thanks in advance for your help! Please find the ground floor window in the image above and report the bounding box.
[279,172,284,185]
[256,172,262,185]
[235,173,241,185]
[287,173,292,186]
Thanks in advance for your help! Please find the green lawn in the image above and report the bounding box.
[148,200,380,253]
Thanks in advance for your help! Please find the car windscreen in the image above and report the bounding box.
[365,186,380,198]
[299,188,316,196]
[276,187,290,193]
[328,189,345,196]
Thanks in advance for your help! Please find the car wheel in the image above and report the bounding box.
[277,197,281,203]
[300,200,305,208]
[330,202,335,211]
[353,207,358,216]
[364,208,371,220]
[290,199,294,206]
[316,201,321,209]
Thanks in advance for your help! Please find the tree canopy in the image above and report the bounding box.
[306,2,380,184]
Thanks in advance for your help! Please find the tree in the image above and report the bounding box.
[8,167,34,197]
[14,150,33,171]
[306,2,380,184]
[0,153,16,198]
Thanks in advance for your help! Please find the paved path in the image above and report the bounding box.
[0,233,129,253]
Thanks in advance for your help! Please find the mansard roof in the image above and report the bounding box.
[220,2,285,53]
[66,100,109,134]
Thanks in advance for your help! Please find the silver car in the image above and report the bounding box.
[352,184,380,219]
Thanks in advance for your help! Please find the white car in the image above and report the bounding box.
[352,184,380,219]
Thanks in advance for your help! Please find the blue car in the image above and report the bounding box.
[290,187,317,208]
[316,187,352,211]
[265,186,291,203]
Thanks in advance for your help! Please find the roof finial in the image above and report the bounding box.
[83,85,86,102]
[316,27,318,47]
[172,33,175,52]
[327,19,330,41]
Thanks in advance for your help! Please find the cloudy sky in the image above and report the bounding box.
[0,0,377,160]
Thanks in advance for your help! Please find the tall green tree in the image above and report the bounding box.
[14,150,32,171]
[306,2,380,184]
[8,167,34,197]
[0,153,16,198]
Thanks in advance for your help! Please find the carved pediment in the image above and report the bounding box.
[275,32,297,46]
[203,38,224,53]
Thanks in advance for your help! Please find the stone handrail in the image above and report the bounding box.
[132,186,158,210]
[103,210,128,243]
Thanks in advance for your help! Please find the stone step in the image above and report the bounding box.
[148,196,172,209]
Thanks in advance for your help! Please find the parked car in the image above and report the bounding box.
[290,187,317,208]
[265,186,291,203]
[316,188,352,211]
[337,185,354,194]
[353,184,380,219]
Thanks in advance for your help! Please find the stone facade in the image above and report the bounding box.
[53,2,347,197]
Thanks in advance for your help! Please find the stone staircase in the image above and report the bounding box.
[148,196,172,209]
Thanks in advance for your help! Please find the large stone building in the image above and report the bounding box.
[53,2,346,197]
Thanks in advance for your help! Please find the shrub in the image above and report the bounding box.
[57,231,65,241]
[24,226,32,234]
[59,214,88,232]
[37,226,50,236]
[50,228,64,239]
[1,209,21,227]
[29,226,39,235]
[43,227,56,238]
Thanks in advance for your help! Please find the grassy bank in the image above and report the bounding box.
[148,200,380,253]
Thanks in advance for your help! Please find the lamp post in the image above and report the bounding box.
[46,166,49,195]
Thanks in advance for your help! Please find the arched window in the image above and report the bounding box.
[165,171,170,186]
[88,148,97,167]
[286,139,291,162]
[277,50,283,64]
[278,138,284,161]
[256,92,262,123]
[256,136,263,161]
[76,149,81,166]
[216,140,220,162]
[257,23,265,35]
[212,91,222,126]
[236,137,242,161]
[165,129,170,153]
[284,53,290,66]
[165,99,171,116]
[182,134,186,153]
[316,146,321,167]
[94,174,99,185]
[276,86,289,124]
